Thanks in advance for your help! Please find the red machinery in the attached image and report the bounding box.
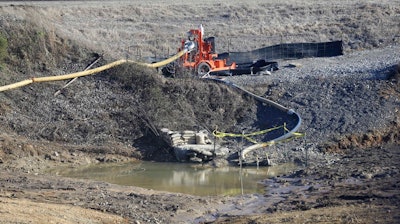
[161,25,342,78]
[162,25,276,77]
[177,25,236,76]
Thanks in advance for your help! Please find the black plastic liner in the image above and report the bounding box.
[210,60,278,76]
[226,40,343,64]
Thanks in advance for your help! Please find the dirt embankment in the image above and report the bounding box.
[0,1,400,223]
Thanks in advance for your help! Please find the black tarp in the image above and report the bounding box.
[225,40,343,64]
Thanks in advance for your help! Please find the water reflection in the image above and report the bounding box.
[49,162,296,196]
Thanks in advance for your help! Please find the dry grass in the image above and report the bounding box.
[1,0,398,60]
[215,204,399,224]
[0,19,256,149]
[0,0,398,154]
[0,1,399,223]
[0,197,127,224]
[107,63,256,134]
[0,18,91,77]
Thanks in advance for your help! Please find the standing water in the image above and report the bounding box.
[49,161,296,196]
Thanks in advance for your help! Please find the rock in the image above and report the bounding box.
[196,132,207,145]
[286,63,302,68]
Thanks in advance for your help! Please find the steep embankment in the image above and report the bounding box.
[1,0,399,166]
[0,19,260,164]
[0,1,399,224]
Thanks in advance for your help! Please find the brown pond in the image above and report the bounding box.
[48,161,297,196]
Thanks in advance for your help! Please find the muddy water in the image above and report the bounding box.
[49,162,296,196]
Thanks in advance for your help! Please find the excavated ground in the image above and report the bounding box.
[0,1,399,223]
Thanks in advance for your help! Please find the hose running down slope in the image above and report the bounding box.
[0,49,302,160]
[209,78,302,160]
[0,50,187,92]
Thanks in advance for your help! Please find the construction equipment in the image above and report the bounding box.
[162,25,276,77]
[181,24,236,76]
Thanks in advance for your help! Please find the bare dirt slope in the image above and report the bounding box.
[0,0,399,223]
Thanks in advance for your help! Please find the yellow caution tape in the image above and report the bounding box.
[213,124,305,145]
[213,125,284,144]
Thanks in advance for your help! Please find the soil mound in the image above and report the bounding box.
[0,20,258,162]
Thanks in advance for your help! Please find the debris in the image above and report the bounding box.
[160,128,228,163]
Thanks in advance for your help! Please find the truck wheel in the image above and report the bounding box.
[197,62,211,76]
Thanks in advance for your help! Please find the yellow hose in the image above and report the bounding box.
[0,79,34,92]
[135,49,186,68]
[0,49,187,92]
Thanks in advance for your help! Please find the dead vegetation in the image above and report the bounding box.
[2,1,397,60]
[214,204,399,224]
[0,1,399,223]
[105,63,256,136]
[0,19,90,77]
[0,0,398,161]
[0,19,257,160]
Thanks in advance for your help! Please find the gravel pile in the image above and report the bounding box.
[226,45,400,85]
[225,45,400,148]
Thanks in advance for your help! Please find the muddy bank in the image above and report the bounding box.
[1,143,399,223]
[214,143,400,223]
[0,0,400,223]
